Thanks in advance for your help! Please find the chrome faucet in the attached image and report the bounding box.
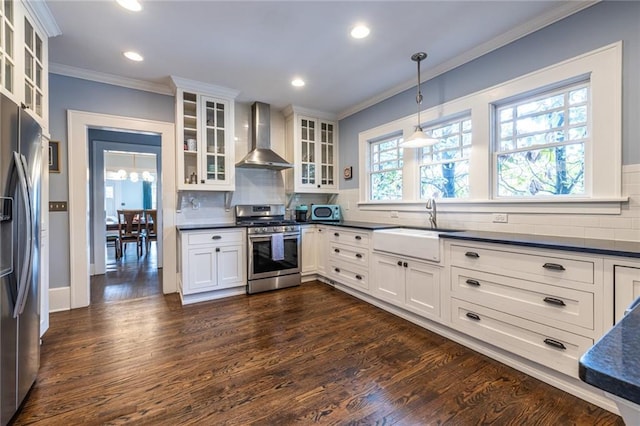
[426,198,437,229]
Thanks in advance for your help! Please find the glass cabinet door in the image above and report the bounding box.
[203,98,227,183]
[300,117,316,186]
[319,121,334,186]
[182,91,198,184]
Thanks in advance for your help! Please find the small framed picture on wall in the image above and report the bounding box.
[49,141,60,173]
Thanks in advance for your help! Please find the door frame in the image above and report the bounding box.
[68,110,176,308]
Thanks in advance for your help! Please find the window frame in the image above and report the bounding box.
[368,133,404,201]
[358,42,623,215]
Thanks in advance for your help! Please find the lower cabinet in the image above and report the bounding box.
[614,265,640,323]
[301,226,317,275]
[371,252,441,320]
[178,228,246,303]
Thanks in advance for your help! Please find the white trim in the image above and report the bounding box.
[337,1,600,119]
[68,110,177,309]
[20,0,61,37]
[169,76,240,99]
[50,63,174,95]
[624,164,640,173]
[282,104,338,121]
[49,286,70,312]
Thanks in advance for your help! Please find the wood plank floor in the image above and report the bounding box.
[14,282,622,425]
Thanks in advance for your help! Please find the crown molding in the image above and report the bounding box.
[337,0,600,120]
[49,63,174,95]
[21,0,61,37]
[282,104,337,121]
[169,76,240,99]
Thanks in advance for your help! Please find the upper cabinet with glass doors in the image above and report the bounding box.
[0,1,52,130]
[284,105,338,194]
[171,77,239,191]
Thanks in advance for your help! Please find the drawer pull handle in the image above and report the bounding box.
[355,235,362,240]
[466,312,481,321]
[543,296,566,307]
[543,338,567,350]
[397,261,403,266]
[465,251,480,258]
[215,248,220,252]
[211,235,222,240]
[355,274,363,280]
[334,248,340,253]
[334,268,341,273]
[403,262,408,268]
[355,253,363,259]
[334,232,340,237]
[465,279,481,287]
[543,263,565,271]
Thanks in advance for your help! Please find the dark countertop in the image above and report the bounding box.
[304,220,399,230]
[440,230,640,259]
[579,300,640,405]
[177,223,241,231]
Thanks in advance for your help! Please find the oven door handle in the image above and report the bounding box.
[249,234,299,243]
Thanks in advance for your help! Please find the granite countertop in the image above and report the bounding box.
[440,230,640,259]
[579,299,640,405]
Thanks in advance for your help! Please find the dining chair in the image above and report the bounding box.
[143,209,158,255]
[117,209,144,257]
[106,231,121,259]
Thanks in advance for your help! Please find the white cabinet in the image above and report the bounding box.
[171,77,239,191]
[178,228,246,304]
[316,225,328,275]
[445,241,603,378]
[371,253,441,320]
[326,227,370,292]
[284,106,338,194]
[301,225,317,275]
[0,2,51,130]
[614,265,640,323]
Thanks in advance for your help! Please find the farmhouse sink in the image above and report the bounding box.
[372,228,446,262]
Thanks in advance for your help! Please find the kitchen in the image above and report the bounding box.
[2,0,639,424]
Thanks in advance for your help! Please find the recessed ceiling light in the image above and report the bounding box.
[123,51,144,62]
[291,78,305,87]
[350,25,370,39]
[117,0,142,12]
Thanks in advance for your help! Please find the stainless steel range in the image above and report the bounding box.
[235,204,301,294]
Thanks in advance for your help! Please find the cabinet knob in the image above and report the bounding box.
[543,296,566,307]
[334,232,340,237]
[355,274,362,280]
[334,248,340,253]
[543,338,567,350]
[355,253,363,259]
[334,267,341,273]
[403,262,408,268]
[465,251,480,258]
[542,263,566,271]
[466,312,481,321]
[317,184,321,188]
[215,248,220,252]
[397,260,403,266]
[355,235,362,240]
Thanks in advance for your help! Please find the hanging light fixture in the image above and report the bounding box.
[400,52,439,148]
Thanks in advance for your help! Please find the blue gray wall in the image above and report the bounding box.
[339,1,640,189]
[48,74,173,288]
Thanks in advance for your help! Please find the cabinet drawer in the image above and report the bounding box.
[327,228,370,249]
[451,298,593,378]
[451,267,594,332]
[187,229,244,245]
[328,261,369,292]
[450,244,594,287]
[328,242,368,268]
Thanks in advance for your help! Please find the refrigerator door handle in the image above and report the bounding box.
[11,151,33,318]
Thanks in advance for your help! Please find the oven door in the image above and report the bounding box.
[248,232,300,280]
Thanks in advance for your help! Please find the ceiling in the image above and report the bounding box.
[44,1,597,118]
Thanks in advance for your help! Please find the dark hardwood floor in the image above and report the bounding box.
[15,277,622,424]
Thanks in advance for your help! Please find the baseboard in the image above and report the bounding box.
[49,286,71,312]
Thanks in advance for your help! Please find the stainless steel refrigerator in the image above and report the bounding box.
[0,93,41,425]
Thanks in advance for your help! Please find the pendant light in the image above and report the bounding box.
[400,52,439,148]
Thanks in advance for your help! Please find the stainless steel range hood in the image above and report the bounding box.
[235,101,293,171]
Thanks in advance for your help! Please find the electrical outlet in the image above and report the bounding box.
[49,201,68,212]
[492,213,508,223]
[390,210,399,218]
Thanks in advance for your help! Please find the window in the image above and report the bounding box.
[495,82,588,197]
[370,135,403,200]
[419,116,471,199]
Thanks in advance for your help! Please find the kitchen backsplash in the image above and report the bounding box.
[338,164,640,242]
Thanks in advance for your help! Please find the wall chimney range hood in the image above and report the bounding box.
[235,102,293,171]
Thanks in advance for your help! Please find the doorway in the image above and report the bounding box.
[67,111,176,310]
